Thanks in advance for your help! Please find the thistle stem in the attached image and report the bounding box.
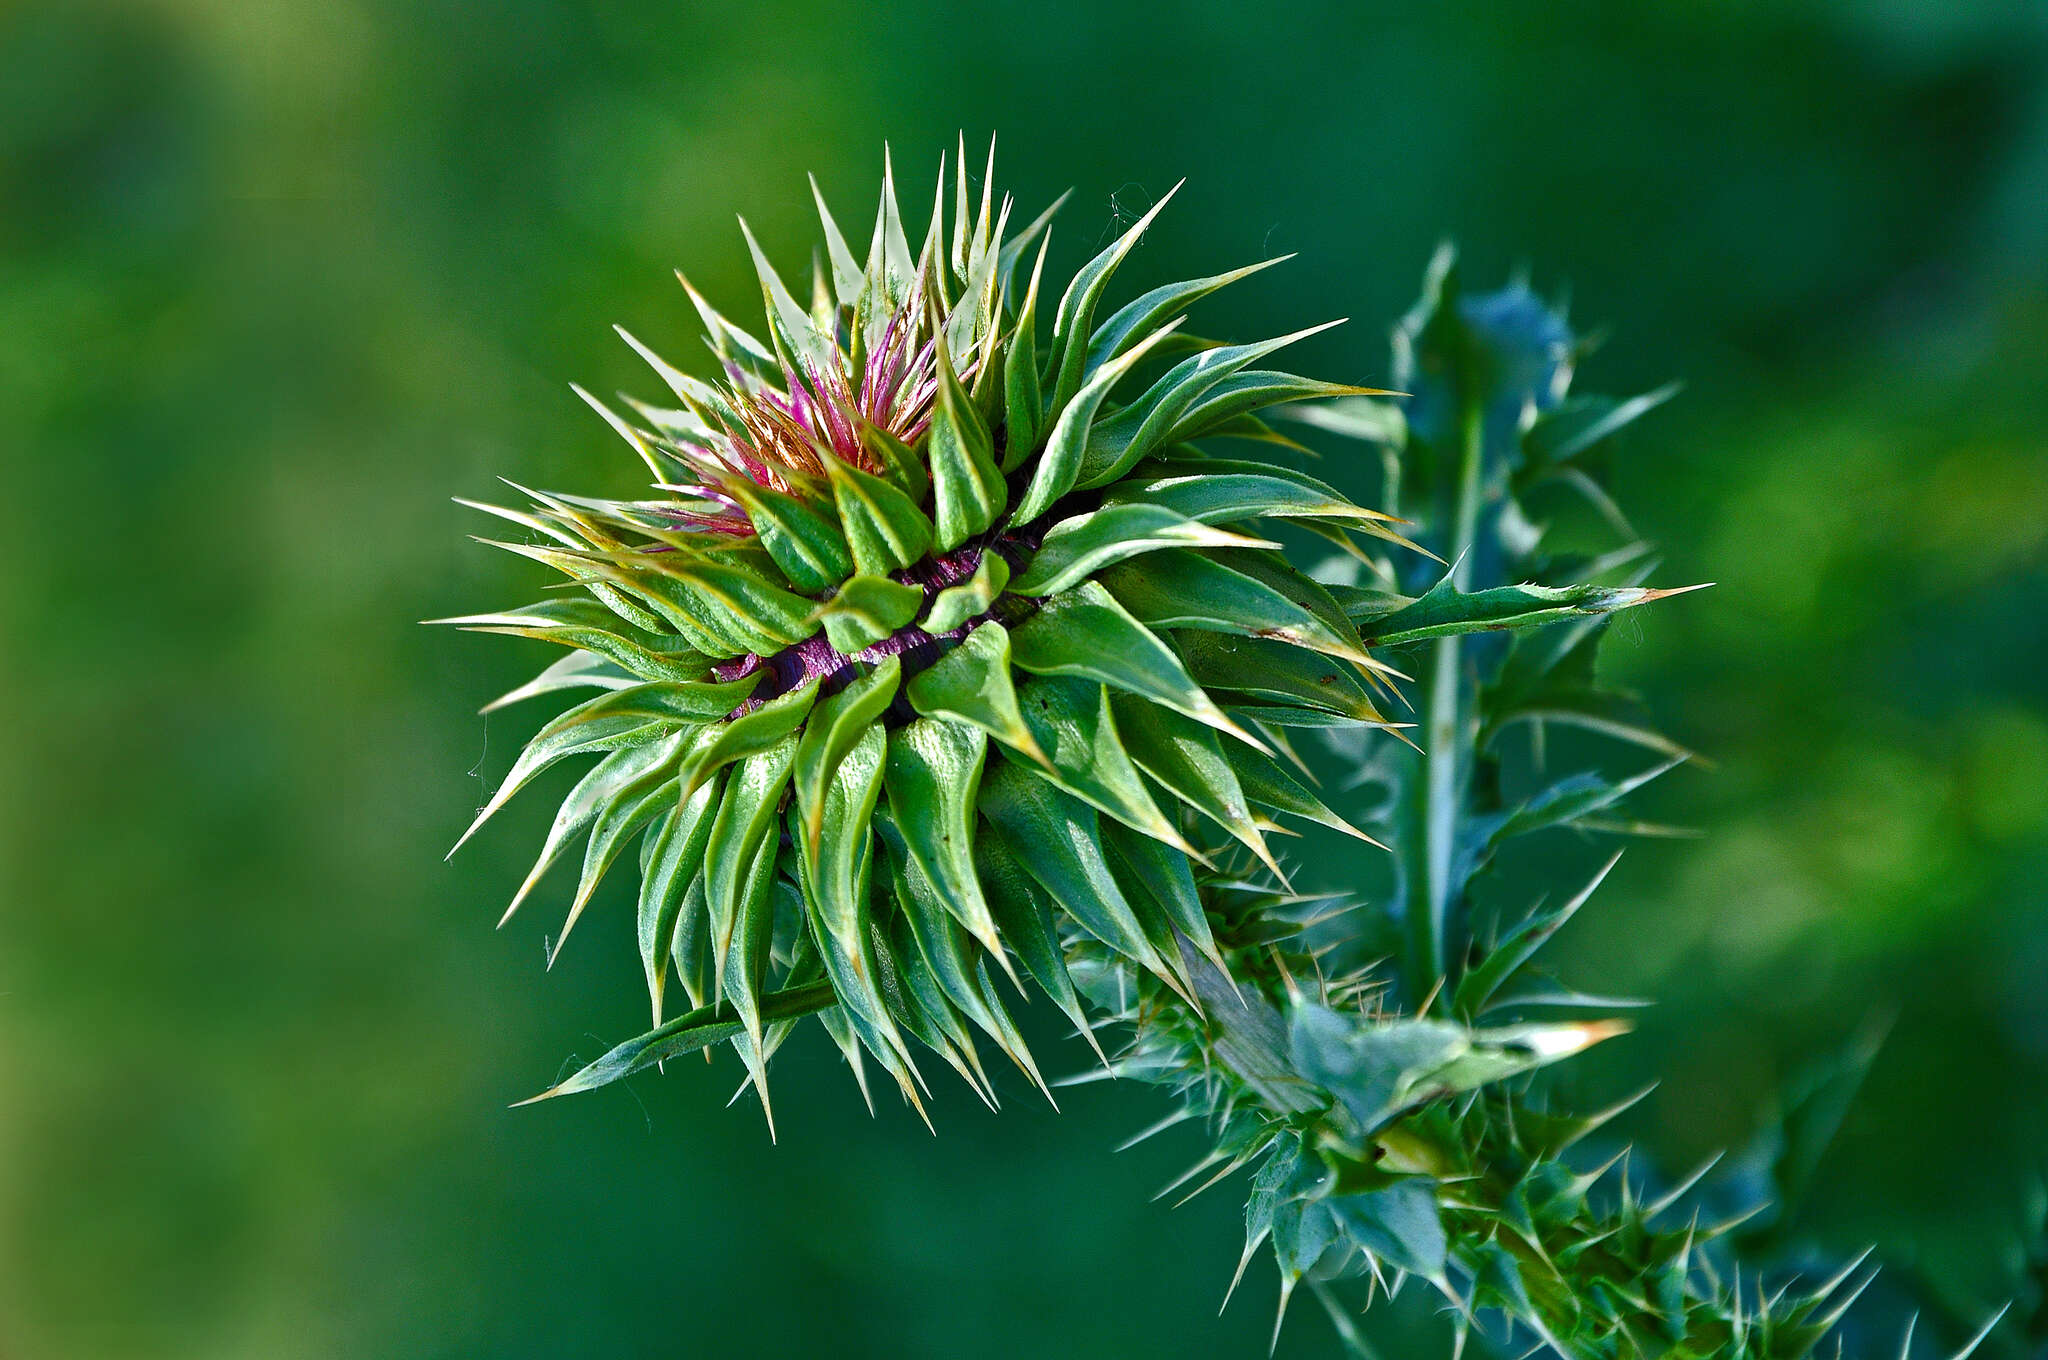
[1413,397,1485,995]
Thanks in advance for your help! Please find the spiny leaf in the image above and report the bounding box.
[1165,371,1383,447]
[824,452,934,577]
[793,655,902,848]
[1105,458,1416,547]
[681,677,820,794]
[971,830,1106,1065]
[1011,581,1256,747]
[1011,675,1193,853]
[808,173,864,307]
[480,651,636,714]
[1109,695,1281,875]
[1101,817,1226,975]
[429,598,710,683]
[901,873,1049,1100]
[454,674,758,856]
[514,980,837,1104]
[637,772,722,1024]
[1008,504,1276,597]
[1222,741,1379,845]
[882,718,1008,965]
[1002,234,1051,470]
[703,736,798,995]
[921,550,1009,634]
[902,619,1045,763]
[721,810,787,1129]
[555,753,685,964]
[1344,576,1708,649]
[1074,320,1347,489]
[718,478,853,593]
[1011,321,1184,525]
[815,574,924,654]
[1100,548,1374,665]
[1177,631,1390,726]
[978,759,1187,998]
[1083,255,1292,376]
[926,336,1006,551]
[1453,852,1621,1019]
[1043,181,1182,413]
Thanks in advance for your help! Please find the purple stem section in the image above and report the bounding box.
[712,523,1047,717]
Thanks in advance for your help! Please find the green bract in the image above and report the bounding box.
[440,144,1414,1128]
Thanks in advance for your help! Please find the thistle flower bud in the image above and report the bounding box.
[439,143,1407,1129]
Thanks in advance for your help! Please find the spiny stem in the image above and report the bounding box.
[1414,395,1485,994]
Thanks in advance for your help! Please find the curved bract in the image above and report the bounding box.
[439,144,1415,1128]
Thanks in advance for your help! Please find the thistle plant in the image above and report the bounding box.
[441,147,2002,1358]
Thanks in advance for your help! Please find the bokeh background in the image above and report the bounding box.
[4,2,2045,1356]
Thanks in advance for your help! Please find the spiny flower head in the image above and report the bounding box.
[439,141,1419,1132]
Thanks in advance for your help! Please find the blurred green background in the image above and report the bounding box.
[4,2,2045,1356]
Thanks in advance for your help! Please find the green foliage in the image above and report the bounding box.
[445,145,1400,1123]
[441,152,2018,1358]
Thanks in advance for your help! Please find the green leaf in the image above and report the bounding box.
[791,734,923,1106]
[882,902,991,1102]
[894,850,1047,1098]
[877,819,1045,1092]
[1011,322,1183,526]
[1453,852,1619,1019]
[824,453,934,577]
[501,546,812,656]
[721,813,788,1127]
[926,337,1007,551]
[902,620,1045,764]
[637,772,723,1024]
[1176,631,1389,725]
[1012,675,1192,853]
[1524,382,1680,467]
[1002,234,1050,471]
[1074,320,1345,489]
[978,760,1186,997]
[719,479,853,594]
[971,830,1105,1064]
[480,651,636,714]
[1475,756,1686,851]
[882,718,1006,961]
[738,217,838,379]
[513,980,838,1103]
[454,674,758,854]
[1008,504,1274,597]
[816,574,923,654]
[1104,459,1415,546]
[429,598,710,683]
[1099,548,1372,664]
[1011,582,1253,748]
[793,655,902,847]
[1344,575,1703,648]
[1100,817,1224,974]
[703,735,798,993]
[808,174,864,308]
[1163,371,1377,446]
[500,740,689,928]
[1329,1184,1448,1287]
[1222,742,1379,845]
[669,875,713,1011]
[1043,182,1181,414]
[1289,1002,1621,1135]
[1108,695,1279,875]
[555,751,685,963]
[921,550,1009,634]
[1083,256,1291,376]
[859,424,930,504]
[681,676,820,795]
